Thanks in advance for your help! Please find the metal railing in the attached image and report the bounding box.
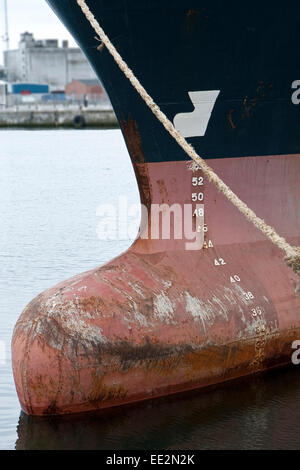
[0,93,112,111]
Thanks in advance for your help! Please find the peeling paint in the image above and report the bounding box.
[184,291,214,332]
[127,281,146,298]
[153,292,175,324]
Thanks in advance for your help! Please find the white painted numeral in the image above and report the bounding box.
[214,258,226,266]
[192,177,204,186]
[251,307,262,317]
[244,292,255,301]
[193,208,204,217]
[230,275,241,283]
[192,193,204,202]
[256,324,266,334]
[203,240,214,249]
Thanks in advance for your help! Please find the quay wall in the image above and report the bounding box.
[0,107,118,128]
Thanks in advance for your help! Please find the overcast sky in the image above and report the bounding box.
[0,0,77,64]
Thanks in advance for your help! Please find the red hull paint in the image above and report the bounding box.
[12,154,300,415]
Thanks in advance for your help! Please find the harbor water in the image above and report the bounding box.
[1,129,300,450]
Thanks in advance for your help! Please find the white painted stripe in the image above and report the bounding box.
[173,90,220,138]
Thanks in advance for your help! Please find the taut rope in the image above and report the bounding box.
[77,0,300,282]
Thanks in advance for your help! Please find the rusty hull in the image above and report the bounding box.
[12,152,300,415]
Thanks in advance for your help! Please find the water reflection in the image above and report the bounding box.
[16,366,300,450]
[0,129,139,449]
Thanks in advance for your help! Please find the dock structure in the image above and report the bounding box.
[0,105,118,128]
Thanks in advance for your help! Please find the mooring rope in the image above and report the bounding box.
[77,0,300,280]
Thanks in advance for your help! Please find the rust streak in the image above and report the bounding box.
[120,118,152,210]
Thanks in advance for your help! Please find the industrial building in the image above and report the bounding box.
[0,66,6,80]
[65,79,105,97]
[4,32,97,92]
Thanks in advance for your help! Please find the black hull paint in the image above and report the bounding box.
[46,0,300,162]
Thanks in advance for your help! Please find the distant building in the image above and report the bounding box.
[0,66,7,80]
[0,80,8,107]
[4,32,97,92]
[65,79,105,97]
